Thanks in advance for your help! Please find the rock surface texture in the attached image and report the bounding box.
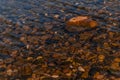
[66,16,98,32]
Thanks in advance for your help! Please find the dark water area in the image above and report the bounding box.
[0,0,120,24]
[0,0,120,80]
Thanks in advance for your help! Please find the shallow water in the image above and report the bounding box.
[0,0,119,23]
[0,0,119,45]
[0,0,120,79]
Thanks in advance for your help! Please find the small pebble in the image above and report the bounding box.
[51,75,59,78]
[98,54,105,62]
[6,69,13,76]
[78,66,85,72]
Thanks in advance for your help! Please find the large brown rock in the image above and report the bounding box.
[66,16,98,32]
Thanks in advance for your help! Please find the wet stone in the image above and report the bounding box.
[98,54,105,62]
[66,16,98,32]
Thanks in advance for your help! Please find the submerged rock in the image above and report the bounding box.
[66,16,98,32]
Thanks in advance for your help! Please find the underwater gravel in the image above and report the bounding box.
[0,0,120,80]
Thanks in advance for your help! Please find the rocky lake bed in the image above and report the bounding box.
[0,0,120,80]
